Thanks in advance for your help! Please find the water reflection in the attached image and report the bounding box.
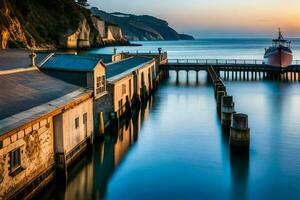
[219,119,250,200]
[37,70,300,199]
[38,99,153,200]
[230,151,249,200]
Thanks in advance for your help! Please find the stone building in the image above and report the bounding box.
[40,54,107,100]
[94,57,155,121]
[40,53,108,138]
[0,50,94,199]
[112,50,168,74]
[0,50,162,198]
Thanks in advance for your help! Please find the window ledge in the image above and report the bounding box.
[94,91,108,100]
[9,167,24,177]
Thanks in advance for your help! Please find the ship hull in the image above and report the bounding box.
[264,48,293,68]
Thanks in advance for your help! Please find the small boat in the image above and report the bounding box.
[264,29,293,68]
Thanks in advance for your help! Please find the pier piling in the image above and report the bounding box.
[221,96,235,128]
[230,113,250,150]
[215,85,226,99]
[217,91,226,115]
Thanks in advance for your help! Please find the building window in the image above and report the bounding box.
[9,148,22,176]
[83,113,87,125]
[96,75,106,95]
[75,117,80,129]
[122,84,126,95]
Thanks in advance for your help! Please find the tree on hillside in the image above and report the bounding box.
[77,0,89,8]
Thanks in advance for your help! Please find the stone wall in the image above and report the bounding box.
[0,117,55,199]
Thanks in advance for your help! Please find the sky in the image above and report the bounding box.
[89,0,300,38]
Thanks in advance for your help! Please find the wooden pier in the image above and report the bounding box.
[161,59,300,71]
[160,59,300,81]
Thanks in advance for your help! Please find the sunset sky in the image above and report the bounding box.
[89,0,300,38]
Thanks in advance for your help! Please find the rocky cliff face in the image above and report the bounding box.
[0,0,128,49]
[91,8,194,41]
[0,0,31,48]
[91,17,128,46]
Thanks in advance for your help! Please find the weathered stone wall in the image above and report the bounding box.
[0,117,55,199]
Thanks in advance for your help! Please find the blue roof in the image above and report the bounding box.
[79,53,113,64]
[41,54,101,72]
[106,56,153,79]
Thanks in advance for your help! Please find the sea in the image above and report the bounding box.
[39,39,300,200]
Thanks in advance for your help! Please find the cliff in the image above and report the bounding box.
[91,16,128,46]
[91,8,194,41]
[0,0,128,49]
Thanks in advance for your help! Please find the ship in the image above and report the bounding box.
[264,29,293,68]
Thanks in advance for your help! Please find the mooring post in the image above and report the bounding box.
[176,70,179,83]
[186,71,189,84]
[215,85,226,99]
[221,96,235,129]
[217,91,226,115]
[230,113,250,150]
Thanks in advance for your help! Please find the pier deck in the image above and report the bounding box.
[160,59,300,72]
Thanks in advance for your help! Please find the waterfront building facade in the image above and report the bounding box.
[0,49,163,199]
[0,51,95,199]
[106,56,155,118]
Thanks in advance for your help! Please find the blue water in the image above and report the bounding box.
[89,38,300,60]
[39,39,300,200]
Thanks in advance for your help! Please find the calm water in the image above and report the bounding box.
[89,38,300,60]
[40,39,300,199]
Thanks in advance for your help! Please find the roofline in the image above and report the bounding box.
[0,66,38,76]
[106,56,135,66]
[0,89,93,139]
[107,58,155,83]
[40,53,104,72]
[38,53,55,67]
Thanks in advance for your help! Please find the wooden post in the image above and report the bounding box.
[230,113,250,150]
[217,91,226,115]
[221,96,235,129]
[99,112,105,135]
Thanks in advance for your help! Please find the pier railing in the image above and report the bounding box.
[165,59,300,66]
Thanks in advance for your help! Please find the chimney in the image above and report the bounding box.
[29,51,37,67]
[158,48,162,55]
